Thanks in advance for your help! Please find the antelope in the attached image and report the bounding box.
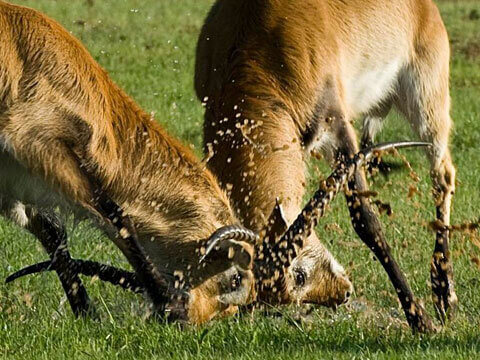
[11,142,431,326]
[0,0,261,324]
[195,0,455,332]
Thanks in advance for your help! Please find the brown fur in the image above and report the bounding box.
[195,0,455,322]
[0,1,256,324]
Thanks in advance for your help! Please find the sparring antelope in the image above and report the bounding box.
[11,142,432,327]
[0,0,261,324]
[195,0,455,332]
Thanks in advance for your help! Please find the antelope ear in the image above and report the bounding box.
[264,198,288,242]
[203,240,254,271]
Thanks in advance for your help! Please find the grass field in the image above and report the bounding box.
[1,0,479,359]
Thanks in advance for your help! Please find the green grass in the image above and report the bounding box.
[1,0,480,359]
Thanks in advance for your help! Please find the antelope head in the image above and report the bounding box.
[254,142,430,309]
[7,223,259,325]
[188,225,258,322]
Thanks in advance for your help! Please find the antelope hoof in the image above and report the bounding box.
[432,288,458,325]
[406,302,438,334]
[69,288,95,319]
[431,257,457,324]
[163,292,190,324]
[71,299,98,321]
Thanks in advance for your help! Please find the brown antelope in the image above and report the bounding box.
[11,141,431,326]
[0,0,262,324]
[195,0,455,332]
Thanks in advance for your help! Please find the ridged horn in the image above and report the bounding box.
[256,141,431,293]
[6,259,144,293]
[199,225,259,264]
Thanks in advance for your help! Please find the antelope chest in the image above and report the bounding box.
[342,58,403,117]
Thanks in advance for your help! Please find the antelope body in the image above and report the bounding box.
[0,1,258,324]
[195,0,454,331]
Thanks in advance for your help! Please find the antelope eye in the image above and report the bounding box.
[231,273,242,290]
[295,269,306,287]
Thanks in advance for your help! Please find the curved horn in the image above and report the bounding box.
[199,225,259,264]
[6,259,144,294]
[257,141,431,292]
[279,141,431,255]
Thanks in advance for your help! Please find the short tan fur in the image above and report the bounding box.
[195,0,455,329]
[0,1,256,324]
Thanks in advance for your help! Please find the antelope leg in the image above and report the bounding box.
[31,210,92,316]
[340,154,435,332]
[331,121,435,333]
[4,205,93,317]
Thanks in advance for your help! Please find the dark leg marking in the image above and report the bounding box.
[344,167,435,333]
[24,209,92,317]
[431,207,456,323]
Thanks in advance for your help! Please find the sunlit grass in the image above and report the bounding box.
[1,1,479,359]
